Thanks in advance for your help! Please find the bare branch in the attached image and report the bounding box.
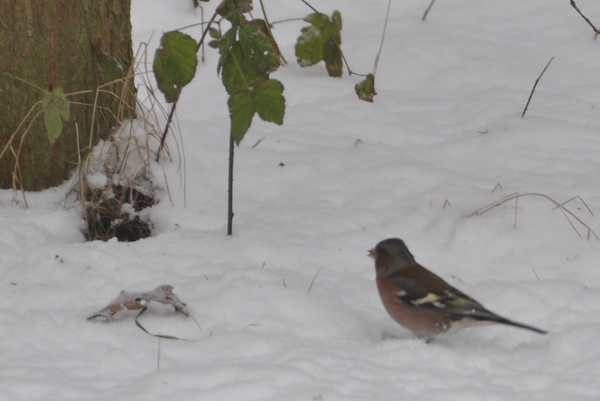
[422,0,437,21]
[522,57,554,118]
[571,0,600,35]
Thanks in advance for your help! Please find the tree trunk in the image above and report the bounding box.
[0,0,134,191]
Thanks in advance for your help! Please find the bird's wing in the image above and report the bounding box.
[388,274,497,321]
[387,267,547,333]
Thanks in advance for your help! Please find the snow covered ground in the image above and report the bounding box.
[2,0,600,399]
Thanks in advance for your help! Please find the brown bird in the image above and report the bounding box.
[369,238,547,339]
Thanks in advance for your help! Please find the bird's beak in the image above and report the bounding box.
[368,248,376,259]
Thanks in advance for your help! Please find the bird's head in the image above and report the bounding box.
[369,238,415,276]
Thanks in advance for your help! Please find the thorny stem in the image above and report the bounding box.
[156,102,176,162]
[196,12,219,53]
[227,127,235,236]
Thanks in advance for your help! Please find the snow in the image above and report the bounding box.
[2,0,600,399]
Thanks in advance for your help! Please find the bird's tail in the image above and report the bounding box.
[454,307,548,334]
[497,317,547,334]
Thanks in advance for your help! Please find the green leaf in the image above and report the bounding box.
[97,52,124,81]
[227,79,285,144]
[295,11,343,77]
[331,10,342,31]
[216,0,253,25]
[228,89,255,144]
[238,20,281,75]
[153,31,198,103]
[221,41,263,95]
[214,27,237,75]
[44,109,62,146]
[355,74,377,102]
[295,13,327,67]
[209,27,221,41]
[254,79,284,125]
[41,86,70,145]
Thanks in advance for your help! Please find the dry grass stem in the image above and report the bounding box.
[75,42,182,241]
[471,192,599,240]
[552,195,594,217]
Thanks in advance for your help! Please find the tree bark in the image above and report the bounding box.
[0,0,134,190]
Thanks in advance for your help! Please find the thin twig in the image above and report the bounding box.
[75,123,85,210]
[157,337,161,372]
[514,194,519,229]
[531,268,539,281]
[200,6,205,62]
[307,269,321,294]
[259,0,287,65]
[422,0,437,21]
[373,0,392,75]
[570,0,600,35]
[522,56,554,118]
[300,0,320,15]
[270,18,303,25]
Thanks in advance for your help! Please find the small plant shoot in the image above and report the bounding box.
[149,0,383,235]
[210,14,285,143]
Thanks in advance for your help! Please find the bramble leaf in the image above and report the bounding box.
[355,73,377,102]
[227,79,285,144]
[254,79,284,125]
[153,31,198,103]
[238,20,281,75]
[221,41,263,94]
[42,86,70,145]
[295,10,343,77]
[216,0,252,25]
